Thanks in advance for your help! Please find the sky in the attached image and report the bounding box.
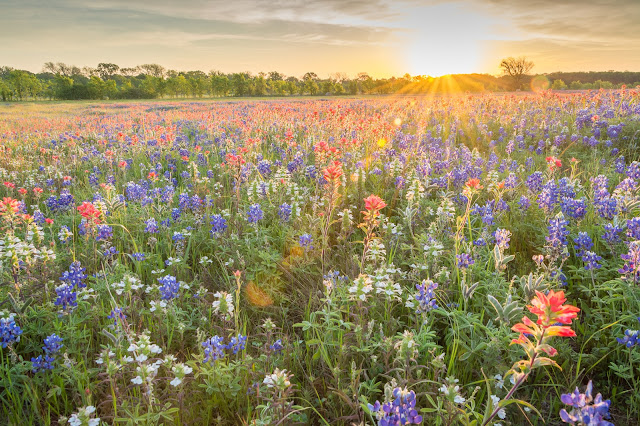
[1,0,639,78]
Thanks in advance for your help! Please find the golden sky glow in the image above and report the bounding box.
[1,0,639,78]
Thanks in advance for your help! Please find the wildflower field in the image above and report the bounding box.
[1,91,640,425]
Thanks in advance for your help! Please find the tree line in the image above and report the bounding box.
[1,62,639,101]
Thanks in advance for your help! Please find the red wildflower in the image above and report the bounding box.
[77,201,102,225]
[465,178,483,190]
[322,161,343,182]
[0,197,20,216]
[363,194,387,212]
[225,153,245,167]
[527,289,580,327]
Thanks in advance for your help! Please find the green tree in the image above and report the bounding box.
[551,79,567,90]
[9,70,41,100]
[96,63,120,80]
[253,74,267,96]
[87,76,105,99]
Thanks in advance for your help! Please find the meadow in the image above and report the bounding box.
[0,91,639,425]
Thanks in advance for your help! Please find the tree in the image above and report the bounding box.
[551,79,567,90]
[500,56,534,90]
[140,64,166,78]
[9,70,41,100]
[96,63,120,80]
[210,71,230,97]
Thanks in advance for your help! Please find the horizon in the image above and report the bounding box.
[3,62,640,81]
[2,0,640,78]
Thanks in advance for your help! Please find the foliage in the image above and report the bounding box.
[0,90,640,424]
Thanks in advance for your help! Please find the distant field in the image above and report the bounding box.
[1,90,639,425]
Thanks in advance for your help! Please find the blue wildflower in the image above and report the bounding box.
[54,284,77,311]
[456,253,474,269]
[158,275,180,300]
[559,380,612,425]
[210,214,227,236]
[582,251,603,271]
[617,318,639,348]
[414,280,438,317]
[278,203,292,222]
[247,204,264,224]
[202,336,226,363]
[226,334,247,354]
[144,218,159,234]
[299,234,313,251]
[270,339,284,355]
[0,315,23,348]
[60,261,87,289]
[368,387,423,426]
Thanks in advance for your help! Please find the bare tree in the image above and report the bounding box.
[500,56,534,90]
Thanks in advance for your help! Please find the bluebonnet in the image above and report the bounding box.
[131,252,146,261]
[31,333,63,373]
[60,261,87,289]
[494,228,511,249]
[617,318,639,348]
[270,339,284,354]
[103,246,119,258]
[31,355,55,372]
[299,234,313,251]
[368,387,423,426]
[247,204,264,224]
[560,197,587,221]
[546,215,569,251]
[582,251,603,271]
[55,284,78,311]
[456,253,474,269]
[602,223,622,245]
[619,241,640,283]
[0,315,23,348]
[278,203,292,222]
[414,280,438,316]
[257,160,272,176]
[45,191,75,213]
[538,181,558,212]
[33,210,45,226]
[171,207,182,222]
[226,334,247,354]
[144,218,159,234]
[158,275,180,300]
[626,217,640,240]
[108,307,127,327]
[202,336,226,363]
[595,198,617,220]
[573,232,593,257]
[210,214,227,236]
[473,238,486,247]
[43,334,63,354]
[518,195,531,211]
[95,224,113,241]
[305,165,318,180]
[526,171,544,193]
[559,381,612,425]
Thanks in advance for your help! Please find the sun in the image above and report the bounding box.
[408,40,481,77]
[399,3,493,77]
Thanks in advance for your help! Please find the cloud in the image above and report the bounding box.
[1,0,639,76]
